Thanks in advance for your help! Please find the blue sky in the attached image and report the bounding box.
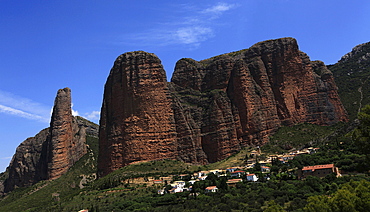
[1,0,370,172]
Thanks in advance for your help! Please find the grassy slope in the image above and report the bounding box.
[0,135,98,212]
[329,42,370,120]
[0,122,363,211]
[262,122,343,154]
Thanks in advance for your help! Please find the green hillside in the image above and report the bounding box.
[329,41,370,120]
[0,115,369,211]
[2,41,370,210]
[0,135,99,211]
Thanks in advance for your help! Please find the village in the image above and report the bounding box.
[115,147,341,195]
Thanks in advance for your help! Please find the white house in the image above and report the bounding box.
[226,178,243,187]
[209,169,223,175]
[226,167,239,173]
[261,166,271,173]
[199,175,208,181]
[230,170,246,178]
[188,180,197,185]
[205,186,218,193]
[196,171,209,178]
[246,173,258,182]
[174,181,186,188]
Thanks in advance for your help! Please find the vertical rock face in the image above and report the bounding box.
[2,88,93,193]
[98,52,177,177]
[98,37,348,176]
[47,87,87,180]
[171,38,348,163]
[2,128,49,193]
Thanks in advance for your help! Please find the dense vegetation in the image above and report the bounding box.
[304,180,370,212]
[1,107,369,211]
[329,41,370,120]
[1,103,370,211]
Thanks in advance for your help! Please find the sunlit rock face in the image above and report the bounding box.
[98,52,178,177]
[47,87,87,180]
[98,38,348,177]
[3,88,94,193]
[171,37,347,163]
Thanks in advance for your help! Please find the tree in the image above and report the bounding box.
[264,200,286,212]
[304,195,331,212]
[354,180,370,212]
[329,187,359,212]
[352,104,370,171]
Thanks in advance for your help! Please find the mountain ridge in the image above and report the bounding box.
[2,37,369,211]
[98,37,348,177]
[329,41,370,120]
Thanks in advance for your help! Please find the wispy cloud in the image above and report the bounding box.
[202,2,237,16]
[0,105,48,122]
[175,26,214,45]
[83,111,100,121]
[121,2,238,48]
[0,156,12,160]
[71,108,100,122]
[0,90,51,123]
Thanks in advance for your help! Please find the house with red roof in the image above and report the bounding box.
[226,167,239,173]
[205,186,218,193]
[230,170,246,178]
[246,173,258,182]
[261,166,271,173]
[298,164,341,179]
[226,179,243,187]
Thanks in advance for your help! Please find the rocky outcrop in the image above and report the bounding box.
[171,38,348,163]
[47,88,87,180]
[98,52,178,177]
[3,129,49,193]
[98,37,348,176]
[339,41,370,65]
[2,88,97,193]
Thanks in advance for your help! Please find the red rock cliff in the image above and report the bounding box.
[171,38,348,163]
[98,38,348,176]
[47,87,87,180]
[2,88,95,193]
[98,52,178,177]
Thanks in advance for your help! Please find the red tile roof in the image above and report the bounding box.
[205,186,218,190]
[227,179,243,181]
[302,164,334,171]
[231,170,245,173]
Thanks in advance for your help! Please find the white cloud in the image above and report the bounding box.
[175,26,214,45]
[0,104,49,123]
[71,103,79,116]
[0,156,12,160]
[121,2,237,48]
[0,90,51,118]
[72,109,79,116]
[83,111,100,121]
[202,2,236,14]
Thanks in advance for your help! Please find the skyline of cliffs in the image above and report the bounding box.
[1,37,351,192]
[98,37,348,177]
